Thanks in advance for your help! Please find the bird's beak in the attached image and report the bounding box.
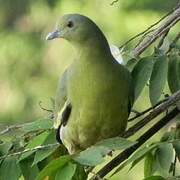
[46,30,61,40]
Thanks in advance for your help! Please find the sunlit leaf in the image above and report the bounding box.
[35,155,71,180]
[55,162,76,180]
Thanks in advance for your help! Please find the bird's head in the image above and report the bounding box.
[46,14,106,45]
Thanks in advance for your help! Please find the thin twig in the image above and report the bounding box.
[92,107,179,179]
[110,0,118,6]
[0,143,59,160]
[132,5,180,57]
[128,97,168,122]
[39,101,53,113]
[123,90,180,138]
[0,124,23,136]
[119,3,180,49]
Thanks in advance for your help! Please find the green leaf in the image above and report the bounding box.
[155,143,174,176]
[19,157,39,180]
[132,56,154,101]
[74,146,109,166]
[21,118,53,133]
[35,155,71,180]
[0,157,22,180]
[95,137,137,150]
[168,53,180,93]
[149,55,168,105]
[144,152,156,178]
[55,162,76,180]
[74,137,136,166]
[72,164,87,180]
[143,175,165,180]
[126,58,137,71]
[112,143,159,176]
[19,131,50,161]
[173,140,180,158]
[33,131,58,165]
[0,141,12,155]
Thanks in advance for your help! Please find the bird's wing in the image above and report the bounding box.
[54,69,69,129]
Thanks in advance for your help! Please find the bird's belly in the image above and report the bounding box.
[61,92,128,153]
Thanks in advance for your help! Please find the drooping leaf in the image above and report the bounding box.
[149,55,168,105]
[72,164,88,180]
[55,162,76,180]
[144,152,156,178]
[0,157,22,180]
[155,143,174,176]
[0,141,12,155]
[21,118,53,133]
[35,155,71,180]
[19,131,50,161]
[19,157,39,180]
[173,140,180,160]
[143,176,165,180]
[33,131,58,165]
[112,143,159,176]
[131,56,154,100]
[168,53,180,93]
[126,58,137,71]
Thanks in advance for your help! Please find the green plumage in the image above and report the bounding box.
[46,14,134,154]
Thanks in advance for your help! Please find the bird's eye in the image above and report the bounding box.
[67,21,74,28]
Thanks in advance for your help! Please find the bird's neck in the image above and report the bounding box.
[72,34,112,63]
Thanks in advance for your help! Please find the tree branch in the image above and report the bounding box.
[132,4,180,57]
[0,143,59,160]
[92,107,179,179]
[123,90,180,138]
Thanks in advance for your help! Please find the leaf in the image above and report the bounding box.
[95,137,137,150]
[33,131,58,165]
[112,143,159,176]
[19,157,39,180]
[55,162,76,180]
[72,164,88,180]
[0,141,12,155]
[173,140,180,160]
[168,53,180,93]
[21,118,53,133]
[74,137,136,166]
[126,58,137,71]
[19,131,50,161]
[0,157,22,180]
[132,56,154,101]
[143,176,165,180]
[149,55,168,105]
[73,146,109,166]
[155,143,174,176]
[35,155,71,180]
[144,152,156,178]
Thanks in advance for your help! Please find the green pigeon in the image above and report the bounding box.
[46,14,134,154]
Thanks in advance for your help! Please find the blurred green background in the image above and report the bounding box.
[0,0,179,179]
